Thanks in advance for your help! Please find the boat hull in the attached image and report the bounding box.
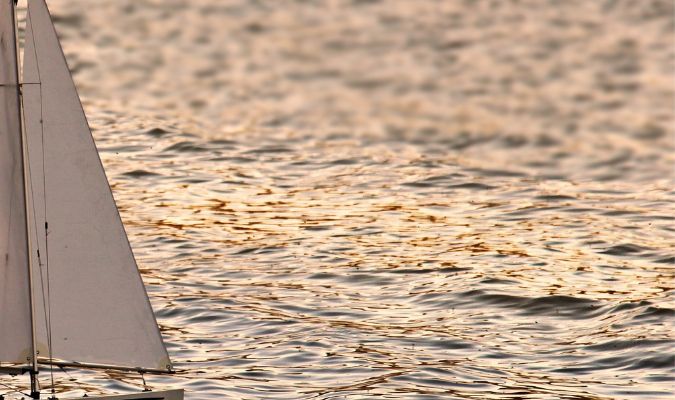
[61,389,183,400]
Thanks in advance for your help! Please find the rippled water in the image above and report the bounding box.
[4,0,674,399]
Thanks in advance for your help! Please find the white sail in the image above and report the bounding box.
[0,0,33,364]
[23,0,171,371]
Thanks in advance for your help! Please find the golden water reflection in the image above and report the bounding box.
[4,0,674,399]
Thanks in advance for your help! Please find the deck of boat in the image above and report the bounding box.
[62,389,183,400]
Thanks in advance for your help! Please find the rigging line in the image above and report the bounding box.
[0,381,32,398]
[19,32,46,382]
[22,75,49,400]
[27,8,55,395]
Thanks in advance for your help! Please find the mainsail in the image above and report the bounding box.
[0,0,33,364]
[20,0,171,371]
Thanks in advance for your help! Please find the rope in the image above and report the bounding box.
[0,381,31,398]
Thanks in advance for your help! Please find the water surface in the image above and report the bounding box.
[5,0,674,399]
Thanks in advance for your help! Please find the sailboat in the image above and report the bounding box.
[1,0,183,398]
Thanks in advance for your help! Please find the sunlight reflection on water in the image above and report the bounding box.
[5,0,674,399]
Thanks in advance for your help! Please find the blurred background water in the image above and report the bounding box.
[5,0,675,398]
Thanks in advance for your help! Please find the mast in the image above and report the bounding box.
[11,0,41,397]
